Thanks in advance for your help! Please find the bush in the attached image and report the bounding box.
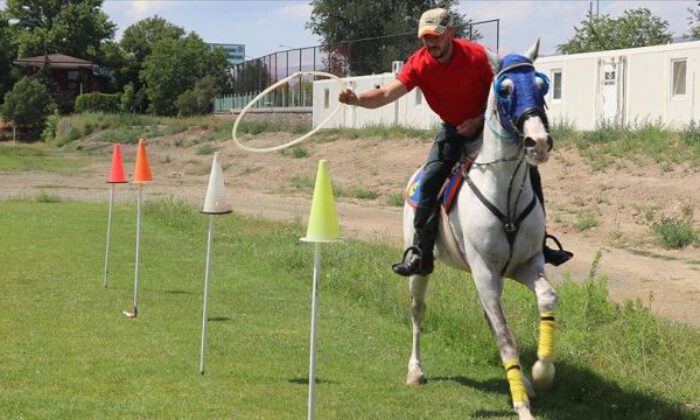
[75,92,121,114]
[1,77,55,139]
[652,216,699,249]
[176,75,219,117]
[41,111,61,142]
[681,119,700,145]
[120,83,136,114]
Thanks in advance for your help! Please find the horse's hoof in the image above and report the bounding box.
[532,360,555,391]
[406,374,428,386]
[406,365,428,386]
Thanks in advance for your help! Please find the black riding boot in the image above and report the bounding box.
[530,166,573,266]
[392,206,438,276]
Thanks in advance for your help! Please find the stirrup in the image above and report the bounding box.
[544,234,573,266]
[392,246,423,277]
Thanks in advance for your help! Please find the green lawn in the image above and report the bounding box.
[0,143,88,174]
[0,199,698,419]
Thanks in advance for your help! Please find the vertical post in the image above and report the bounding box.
[496,20,500,54]
[12,124,16,146]
[286,50,290,107]
[103,183,115,288]
[307,242,321,420]
[132,183,143,316]
[199,216,215,375]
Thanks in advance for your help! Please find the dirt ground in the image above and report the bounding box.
[4,126,700,326]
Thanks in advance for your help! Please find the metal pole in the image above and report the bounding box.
[127,183,143,317]
[307,242,321,420]
[496,20,500,54]
[103,183,115,288]
[199,215,215,375]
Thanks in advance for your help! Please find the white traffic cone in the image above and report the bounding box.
[201,152,232,214]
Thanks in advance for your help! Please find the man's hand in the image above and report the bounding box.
[456,115,484,137]
[338,89,360,106]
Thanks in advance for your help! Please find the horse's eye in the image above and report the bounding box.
[535,74,549,96]
[499,79,513,95]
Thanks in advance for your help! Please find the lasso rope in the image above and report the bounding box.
[231,71,346,153]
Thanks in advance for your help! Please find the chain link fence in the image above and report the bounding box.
[214,19,499,112]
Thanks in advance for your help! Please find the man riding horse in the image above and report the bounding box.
[338,8,572,276]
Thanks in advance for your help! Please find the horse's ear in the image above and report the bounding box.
[525,39,540,62]
[485,47,500,76]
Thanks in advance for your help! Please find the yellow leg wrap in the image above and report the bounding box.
[538,311,556,359]
[504,359,528,404]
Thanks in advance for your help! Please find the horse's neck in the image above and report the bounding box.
[470,111,531,207]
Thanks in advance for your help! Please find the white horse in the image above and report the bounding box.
[402,40,557,420]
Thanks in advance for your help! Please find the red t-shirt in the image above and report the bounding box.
[397,39,493,127]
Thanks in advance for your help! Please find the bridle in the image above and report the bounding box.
[466,54,551,275]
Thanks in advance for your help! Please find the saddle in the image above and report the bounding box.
[404,160,474,271]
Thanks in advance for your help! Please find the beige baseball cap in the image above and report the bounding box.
[418,8,452,38]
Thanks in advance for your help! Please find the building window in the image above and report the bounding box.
[68,70,79,81]
[672,59,687,97]
[552,70,562,101]
[323,88,329,109]
[415,88,422,105]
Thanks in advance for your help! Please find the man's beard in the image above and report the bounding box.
[429,47,443,59]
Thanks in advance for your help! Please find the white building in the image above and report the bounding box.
[313,40,699,131]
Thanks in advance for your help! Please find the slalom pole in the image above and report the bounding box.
[300,160,341,419]
[199,215,215,375]
[307,242,321,420]
[104,143,127,289]
[103,183,115,288]
[124,183,143,318]
[197,152,232,374]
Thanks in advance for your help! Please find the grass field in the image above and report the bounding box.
[0,143,88,174]
[1,198,699,419]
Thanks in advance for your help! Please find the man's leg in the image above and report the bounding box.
[393,125,464,276]
[530,166,573,266]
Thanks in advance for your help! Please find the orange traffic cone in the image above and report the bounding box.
[133,138,153,183]
[108,144,127,183]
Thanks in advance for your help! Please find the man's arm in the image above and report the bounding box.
[338,79,408,109]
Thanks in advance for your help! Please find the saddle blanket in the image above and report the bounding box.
[406,162,471,213]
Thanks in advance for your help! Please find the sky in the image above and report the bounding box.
[0,0,694,58]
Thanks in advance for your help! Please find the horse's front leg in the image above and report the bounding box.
[406,273,429,385]
[513,263,558,391]
[471,261,534,420]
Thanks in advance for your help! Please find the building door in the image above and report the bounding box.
[599,57,625,124]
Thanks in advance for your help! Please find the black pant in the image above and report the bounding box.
[417,123,468,214]
[408,123,469,256]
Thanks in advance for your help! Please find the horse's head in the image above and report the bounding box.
[485,40,553,166]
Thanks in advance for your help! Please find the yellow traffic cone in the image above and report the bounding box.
[301,160,341,243]
[201,152,232,214]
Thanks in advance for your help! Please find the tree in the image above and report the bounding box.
[119,16,187,110]
[0,10,20,105]
[121,16,186,65]
[140,33,229,115]
[176,75,220,116]
[307,0,473,75]
[688,3,700,40]
[6,0,116,60]
[558,8,672,54]
[1,77,55,140]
